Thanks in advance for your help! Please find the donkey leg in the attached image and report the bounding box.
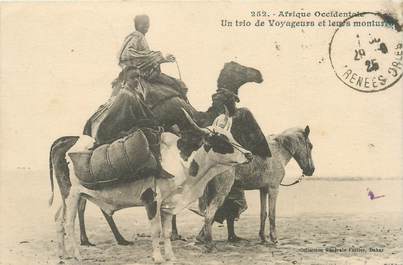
[268,186,279,244]
[259,188,268,242]
[78,197,96,246]
[64,189,81,260]
[161,212,176,261]
[100,210,133,245]
[142,188,163,264]
[55,204,66,259]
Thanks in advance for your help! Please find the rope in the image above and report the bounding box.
[280,174,305,186]
[175,60,182,81]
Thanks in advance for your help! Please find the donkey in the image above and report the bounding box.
[196,126,315,244]
[53,110,252,263]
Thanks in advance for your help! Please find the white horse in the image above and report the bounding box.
[196,126,315,244]
[53,110,252,263]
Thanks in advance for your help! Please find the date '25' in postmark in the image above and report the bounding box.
[329,12,402,93]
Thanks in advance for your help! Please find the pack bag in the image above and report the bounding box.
[68,129,158,190]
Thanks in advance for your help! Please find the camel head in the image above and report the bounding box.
[217,61,263,95]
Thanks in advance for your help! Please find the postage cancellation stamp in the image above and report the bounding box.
[329,12,403,93]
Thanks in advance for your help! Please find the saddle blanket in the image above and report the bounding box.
[68,129,158,190]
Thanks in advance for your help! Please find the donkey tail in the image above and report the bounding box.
[48,136,79,206]
[48,139,58,206]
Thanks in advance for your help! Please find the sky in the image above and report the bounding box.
[0,1,402,178]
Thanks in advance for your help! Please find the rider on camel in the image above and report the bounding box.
[112,14,188,100]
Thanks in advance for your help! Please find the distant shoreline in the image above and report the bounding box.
[2,169,402,182]
[304,176,403,181]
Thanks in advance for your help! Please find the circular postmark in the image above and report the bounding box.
[329,12,402,93]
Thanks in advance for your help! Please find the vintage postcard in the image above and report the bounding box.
[0,1,402,265]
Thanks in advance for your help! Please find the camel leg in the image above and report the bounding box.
[77,197,96,246]
[100,210,133,245]
[259,188,268,242]
[64,188,81,260]
[268,186,279,244]
[161,212,176,261]
[142,188,163,264]
[170,215,182,241]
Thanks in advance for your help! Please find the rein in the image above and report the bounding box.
[206,128,250,155]
[278,136,310,187]
[280,174,305,186]
[175,60,182,81]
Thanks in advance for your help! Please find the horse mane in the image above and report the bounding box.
[271,127,305,154]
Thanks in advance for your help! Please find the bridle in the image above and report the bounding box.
[206,128,250,156]
[279,135,311,187]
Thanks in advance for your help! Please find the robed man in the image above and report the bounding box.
[111,15,188,100]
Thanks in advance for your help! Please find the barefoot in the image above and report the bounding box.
[117,239,134,246]
[80,239,96,247]
[170,232,184,241]
[228,235,248,242]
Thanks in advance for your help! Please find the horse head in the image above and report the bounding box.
[277,126,315,176]
[217,61,263,95]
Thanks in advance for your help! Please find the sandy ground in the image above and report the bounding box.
[0,170,402,265]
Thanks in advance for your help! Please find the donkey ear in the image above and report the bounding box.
[304,125,310,137]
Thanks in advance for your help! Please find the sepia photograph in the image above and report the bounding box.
[0,1,402,264]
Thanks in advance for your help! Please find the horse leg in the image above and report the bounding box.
[161,212,176,261]
[142,188,163,264]
[259,187,268,242]
[268,186,279,244]
[64,188,81,260]
[77,197,96,246]
[100,210,133,245]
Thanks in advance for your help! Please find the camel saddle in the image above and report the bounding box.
[68,129,158,190]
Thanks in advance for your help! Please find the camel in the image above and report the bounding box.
[49,61,269,246]
[52,110,252,263]
[195,126,315,244]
